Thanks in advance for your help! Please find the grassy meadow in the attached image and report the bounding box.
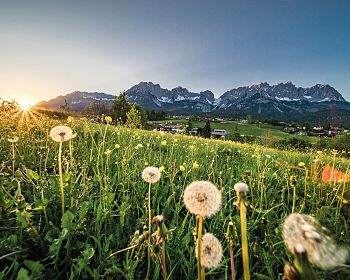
[0,113,349,279]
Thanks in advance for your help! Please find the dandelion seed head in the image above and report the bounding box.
[234,182,249,193]
[196,233,223,269]
[50,125,76,142]
[283,213,348,269]
[7,136,19,143]
[184,181,221,217]
[141,166,161,184]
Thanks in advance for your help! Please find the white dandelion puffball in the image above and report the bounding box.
[283,213,348,269]
[142,167,161,184]
[7,136,19,143]
[184,181,221,217]
[196,233,223,269]
[234,182,249,193]
[50,125,76,142]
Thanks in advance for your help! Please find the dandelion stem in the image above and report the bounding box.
[240,200,250,280]
[230,239,235,280]
[11,143,15,178]
[58,141,65,216]
[197,216,203,280]
[292,183,296,213]
[161,240,167,280]
[146,182,152,280]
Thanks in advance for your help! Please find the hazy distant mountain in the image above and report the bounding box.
[35,81,350,123]
[35,91,115,111]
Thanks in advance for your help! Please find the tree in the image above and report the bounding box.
[111,92,131,125]
[83,101,109,116]
[60,99,71,113]
[125,104,142,129]
[186,118,193,132]
[202,120,211,138]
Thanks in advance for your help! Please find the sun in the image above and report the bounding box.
[19,99,31,110]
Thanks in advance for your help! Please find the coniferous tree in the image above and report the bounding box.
[202,120,211,138]
[125,104,142,129]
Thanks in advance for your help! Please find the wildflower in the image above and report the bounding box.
[142,167,161,184]
[105,116,112,123]
[192,161,200,169]
[7,136,19,143]
[298,162,305,167]
[283,213,348,269]
[105,149,111,156]
[179,165,186,172]
[135,143,143,150]
[196,233,223,269]
[183,181,221,217]
[50,125,76,142]
[159,165,165,173]
[144,162,149,167]
[234,182,249,194]
[115,144,120,149]
[189,145,195,150]
[161,140,167,146]
[67,116,75,123]
[322,166,350,183]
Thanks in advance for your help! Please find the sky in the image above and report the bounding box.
[0,0,349,104]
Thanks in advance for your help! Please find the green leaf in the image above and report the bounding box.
[24,260,44,279]
[61,210,75,231]
[27,169,40,181]
[16,268,30,280]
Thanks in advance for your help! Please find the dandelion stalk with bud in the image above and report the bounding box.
[50,125,76,216]
[234,182,250,280]
[7,136,19,178]
[142,166,161,280]
[184,181,222,280]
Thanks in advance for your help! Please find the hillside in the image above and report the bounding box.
[0,114,349,279]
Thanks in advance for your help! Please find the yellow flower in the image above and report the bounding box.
[115,144,120,149]
[67,116,75,123]
[105,149,111,156]
[159,165,165,173]
[192,161,200,169]
[298,162,305,167]
[180,165,186,172]
[135,144,143,150]
[144,162,149,166]
[105,116,112,123]
[189,145,195,150]
[174,138,178,143]
[161,140,167,146]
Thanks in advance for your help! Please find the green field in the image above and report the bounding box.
[0,113,349,279]
[158,119,321,142]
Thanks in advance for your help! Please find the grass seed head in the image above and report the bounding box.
[283,213,348,269]
[142,166,161,184]
[183,181,221,217]
[196,233,223,269]
[50,125,76,142]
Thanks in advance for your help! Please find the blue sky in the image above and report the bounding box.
[0,0,349,103]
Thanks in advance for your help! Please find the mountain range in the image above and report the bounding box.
[35,81,350,123]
